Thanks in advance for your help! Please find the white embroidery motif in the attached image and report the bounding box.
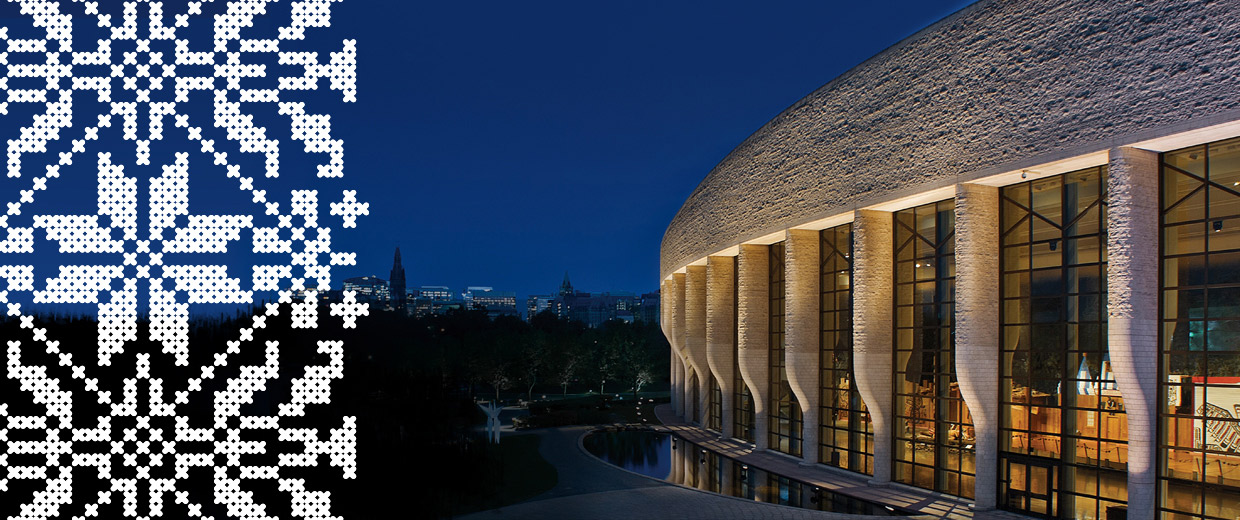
[0,1,366,518]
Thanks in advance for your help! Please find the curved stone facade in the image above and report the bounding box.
[660,1,1240,519]
[662,0,1240,278]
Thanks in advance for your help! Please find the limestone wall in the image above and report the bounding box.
[661,0,1240,277]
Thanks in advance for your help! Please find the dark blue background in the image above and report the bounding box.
[1,0,976,313]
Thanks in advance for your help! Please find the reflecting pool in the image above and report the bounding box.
[582,430,672,479]
[583,430,906,516]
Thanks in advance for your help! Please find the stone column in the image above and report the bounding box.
[737,244,770,449]
[954,183,1000,509]
[707,255,737,437]
[683,441,695,488]
[685,265,711,426]
[670,436,683,484]
[784,229,821,465]
[684,365,698,425]
[671,351,685,419]
[852,209,895,485]
[672,272,691,421]
[696,449,710,491]
[669,273,686,418]
[721,457,735,494]
[662,279,680,416]
[1107,147,1159,520]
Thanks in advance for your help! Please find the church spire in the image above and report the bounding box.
[390,247,406,310]
[559,271,573,296]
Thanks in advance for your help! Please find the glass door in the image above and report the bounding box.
[1004,456,1057,517]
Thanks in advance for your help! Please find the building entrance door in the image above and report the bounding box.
[1003,456,1057,518]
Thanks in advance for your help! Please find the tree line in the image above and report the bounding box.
[0,306,670,517]
[415,309,671,402]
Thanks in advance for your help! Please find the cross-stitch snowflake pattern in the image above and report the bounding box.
[0,1,367,518]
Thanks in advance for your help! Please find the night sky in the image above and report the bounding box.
[325,1,977,301]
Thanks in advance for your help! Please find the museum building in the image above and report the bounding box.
[659,1,1240,519]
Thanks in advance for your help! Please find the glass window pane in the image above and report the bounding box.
[1207,252,1240,284]
[1208,219,1240,252]
[1032,214,1059,243]
[1165,222,1206,256]
[1066,236,1101,265]
[1032,241,1063,269]
[1166,145,1207,177]
[1067,168,1102,218]
[1164,255,1206,288]
[1004,207,1030,246]
[1164,174,1205,225]
[1031,177,1063,226]
[1208,137,1240,187]
[1204,484,1240,518]
[1004,245,1030,272]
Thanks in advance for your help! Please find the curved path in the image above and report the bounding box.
[459,426,898,520]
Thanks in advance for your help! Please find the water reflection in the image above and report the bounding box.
[582,430,671,479]
[584,430,905,516]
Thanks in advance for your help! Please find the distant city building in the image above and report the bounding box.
[408,285,456,317]
[342,275,389,304]
[403,285,516,318]
[462,286,493,306]
[389,247,406,311]
[525,273,659,327]
[415,286,453,300]
[526,294,559,318]
[465,286,518,319]
[317,289,343,304]
[409,297,465,317]
[635,291,660,323]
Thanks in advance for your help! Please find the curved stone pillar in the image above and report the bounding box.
[706,255,737,437]
[671,350,685,418]
[662,279,681,415]
[721,457,734,495]
[685,265,710,426]
[953,183,1000,509]
[684,365,698,425]
[1107,147,1159,520]
[737,243,770,449]
[697,449,710,491]
[683,439,695,488]
[784,229,821,465]
[851,209,895,485]
[661,278,671,339]
[671,272,690,420]
[670,436,683,484]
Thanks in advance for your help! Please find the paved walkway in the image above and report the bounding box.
[460,406,1034,520]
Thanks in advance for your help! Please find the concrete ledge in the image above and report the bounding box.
[655,405,1037,520]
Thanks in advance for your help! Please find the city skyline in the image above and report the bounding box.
[337,248,658,322]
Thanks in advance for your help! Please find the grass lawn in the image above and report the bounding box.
[453,433,558,516]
